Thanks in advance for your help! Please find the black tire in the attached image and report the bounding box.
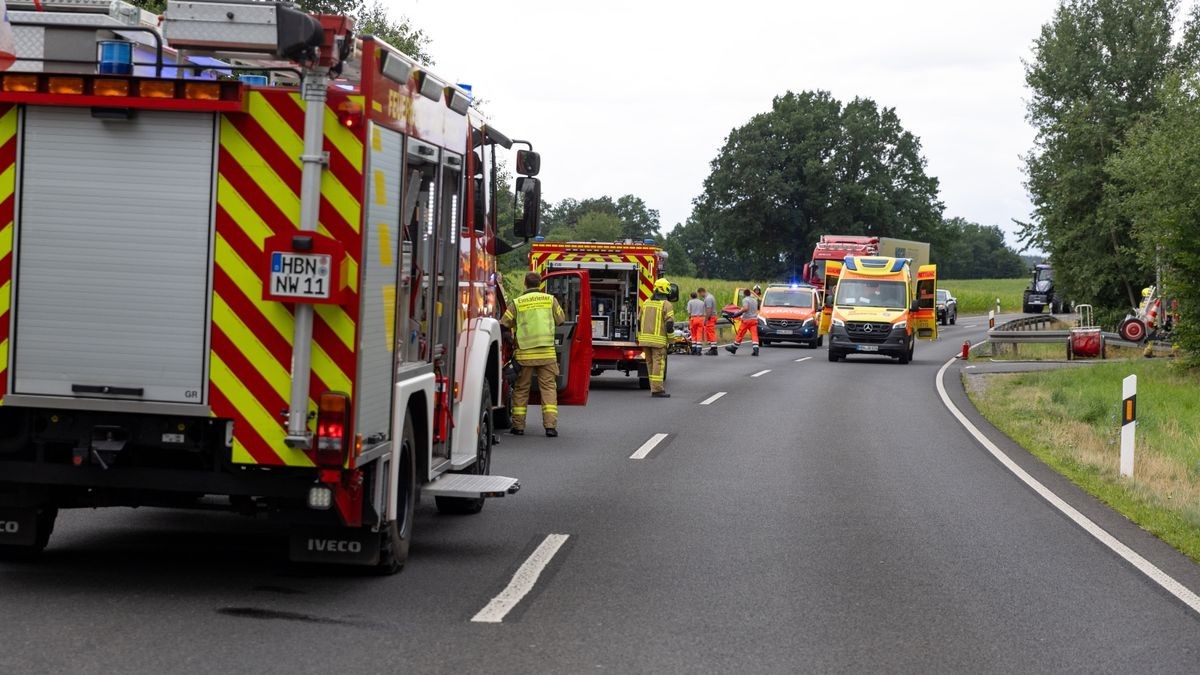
[437,383,493,516]
[1022,303,1034,314]
[0,506,56,560]
[817,336,824,347]
[950,312,957,325]
[828,349,841,362]
[376,417,416,575]
[761,339,772,347]
[493,375,512,430]
[898,336,914,364]
[637,362,650,390]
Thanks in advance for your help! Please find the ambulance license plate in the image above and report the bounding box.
[270,252,332,300]
[858,345,879,352]
[777,329,793,335]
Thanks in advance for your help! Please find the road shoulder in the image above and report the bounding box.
[942,358,1200,612]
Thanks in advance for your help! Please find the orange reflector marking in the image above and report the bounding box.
[48,77,85,95]
[2,75,38,92]
[184,82,221,100]
[93,79,130,97]
[139,80,175,98]
[1125,400,1134,423]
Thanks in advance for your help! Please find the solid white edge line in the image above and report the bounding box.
[751,369,771,378]
[471,533,570,623]
[795,357,813,363]
[936,354,1200,616]
[630,433,669,460]
[699,392,727,406]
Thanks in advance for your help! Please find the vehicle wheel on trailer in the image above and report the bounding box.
[437,383,493,516]
[1022,303,1033,314]
[637,362,650,390]
[950,312,956,325]
[0,506,57,560]
[376,418,417,575]
[1119,318,1146,343]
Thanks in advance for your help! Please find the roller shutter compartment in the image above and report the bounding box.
[13,106,216,406]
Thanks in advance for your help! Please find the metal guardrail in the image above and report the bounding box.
[985,314,1152,354]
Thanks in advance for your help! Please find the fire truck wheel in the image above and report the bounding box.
[0,506,57,560]
[376,419,416,575]
[436,383,493,516]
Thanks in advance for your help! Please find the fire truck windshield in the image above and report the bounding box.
[835,280,907,309]
[762,288,814,308]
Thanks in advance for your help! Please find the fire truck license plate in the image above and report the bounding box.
[270,252,332,300]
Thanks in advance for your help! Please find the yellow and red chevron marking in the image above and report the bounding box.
[0,105,17,404]
[530,249,657,301]
[211,90,364,466]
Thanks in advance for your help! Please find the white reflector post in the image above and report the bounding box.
[1120,374,1137,477]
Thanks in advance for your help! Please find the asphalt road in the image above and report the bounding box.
[3,317,1199,673]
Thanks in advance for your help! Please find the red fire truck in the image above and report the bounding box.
[0,0,583,573]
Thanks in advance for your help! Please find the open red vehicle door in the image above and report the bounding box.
[529,270,593,406]
[818,261,842,336]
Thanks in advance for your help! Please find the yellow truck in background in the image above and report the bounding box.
[820,256,938,364]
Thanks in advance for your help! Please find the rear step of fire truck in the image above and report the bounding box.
[422,475,520,499]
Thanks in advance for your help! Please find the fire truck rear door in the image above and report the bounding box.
[540,270,592,406]
[11,107,215,406]
[818,261,842,336]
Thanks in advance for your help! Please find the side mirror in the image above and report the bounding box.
[668,283,680,303]
[516,150,541,177]
[910,299,920,312]
[801,263,810,283]
[513,176,541,239]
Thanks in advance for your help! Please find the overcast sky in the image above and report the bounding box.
[400,1,1057,246]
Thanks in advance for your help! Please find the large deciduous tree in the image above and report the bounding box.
[1106,73,1200,359]
[1022,0,1194,311]
[686,90,943,279]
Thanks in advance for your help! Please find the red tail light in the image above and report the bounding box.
[314,391,352,468]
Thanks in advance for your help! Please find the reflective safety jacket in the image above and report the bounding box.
[637,298,673,347]
[502,290,565,362]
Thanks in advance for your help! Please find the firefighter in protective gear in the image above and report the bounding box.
[500,271,566,436]
[725,288,760,356]
[638,278,675,398]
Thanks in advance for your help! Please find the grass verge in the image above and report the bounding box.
[967,359,1200,562]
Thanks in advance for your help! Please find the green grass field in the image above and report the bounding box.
[968,359,1200,562]
[939,278,1028,315]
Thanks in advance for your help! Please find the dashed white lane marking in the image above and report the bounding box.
[936,356,1200,616]
[751,369,771,378]
[471,534,570,623]
[699,392,727,406]
[629,433,669,460]
[963,324,977,328]
[794,357,813,363]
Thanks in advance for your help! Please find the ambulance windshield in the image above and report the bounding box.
[835,279,907,309]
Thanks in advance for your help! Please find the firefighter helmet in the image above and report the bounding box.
[654,278,671,294]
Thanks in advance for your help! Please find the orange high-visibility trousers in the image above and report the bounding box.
[704,316,717,344]
[689,317,704,348]
[734,319,759,346]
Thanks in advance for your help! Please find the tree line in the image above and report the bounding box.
[1023,0,1200,357]
[525,89,1025,282]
